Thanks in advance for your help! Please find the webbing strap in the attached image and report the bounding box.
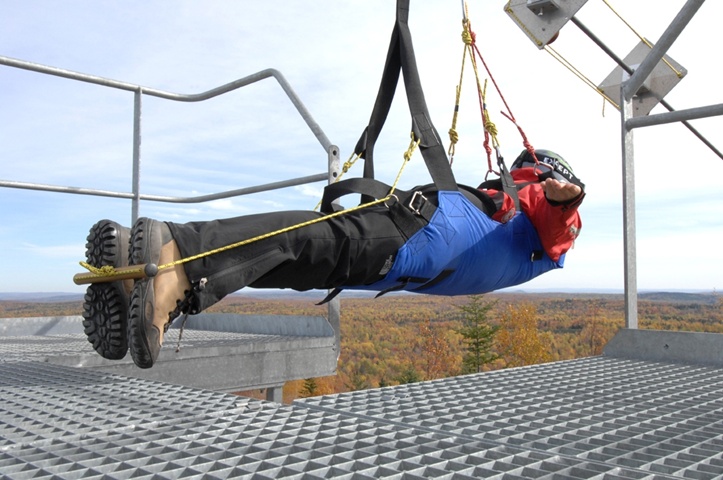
[321,178,398,213]
[497,154,521,211]
[354,0,457,195]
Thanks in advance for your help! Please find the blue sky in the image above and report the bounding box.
[1,1,721,294]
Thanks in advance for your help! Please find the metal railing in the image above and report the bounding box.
[0,55,339,221]
[0,54,342,365]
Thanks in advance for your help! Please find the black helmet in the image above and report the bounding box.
[511,149,583,188]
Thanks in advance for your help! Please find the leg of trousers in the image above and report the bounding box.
[167,206,407,312]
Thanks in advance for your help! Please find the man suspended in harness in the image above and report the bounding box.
[77,0,584,368]
[80,148,584,368]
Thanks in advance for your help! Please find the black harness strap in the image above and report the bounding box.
[496,154,521,212]
[352,0,457,199]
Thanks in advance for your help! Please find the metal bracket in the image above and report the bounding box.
[408,191,428,215]
[599,40,687,117]
[505,0,589,49]
[526,0,560,16]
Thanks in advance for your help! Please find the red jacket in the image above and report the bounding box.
[482,166,583,262]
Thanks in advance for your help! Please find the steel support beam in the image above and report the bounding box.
[620,95,637,329]
[571,15,723,160]
[626,102,723,130]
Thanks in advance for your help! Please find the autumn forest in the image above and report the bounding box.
[1,291,721,403]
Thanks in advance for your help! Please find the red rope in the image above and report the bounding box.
[465,27,496,174]
[469,28,540,165]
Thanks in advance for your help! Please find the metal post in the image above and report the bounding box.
[621,89,638,329]
[265,385,283,403]
[327,145,342,360]
[132,88,142,223]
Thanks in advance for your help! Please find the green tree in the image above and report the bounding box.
[299,378,318,398]
[344,366,370,392]
[395,365,422,385]
[456,295,500,373]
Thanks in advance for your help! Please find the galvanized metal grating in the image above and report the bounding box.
[0,360,687,479]
[297,356,723,479]
[0,335,90,363]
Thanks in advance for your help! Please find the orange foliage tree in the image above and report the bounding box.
[496,302,552,367]
[416,320,459,380]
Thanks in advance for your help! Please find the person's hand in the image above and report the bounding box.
[541,178,582,203]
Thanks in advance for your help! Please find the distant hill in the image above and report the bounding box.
[0,290,718,304]
[639,291,720,305]
[0,293,84,303]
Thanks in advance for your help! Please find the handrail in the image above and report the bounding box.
[0,174,329,203]
[0,55,332,149]
[0,55,334,218]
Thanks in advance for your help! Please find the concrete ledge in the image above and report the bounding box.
[0,315,83,336]
[175,312,336,337]
[0,312,335,337]
[603,328,723,367]
[0,313,338,392]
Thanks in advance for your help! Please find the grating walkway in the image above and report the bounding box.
[2,355,723,479]
[298,356,723,478]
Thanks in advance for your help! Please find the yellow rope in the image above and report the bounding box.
[78,135,421,282]
[448,12,503,163]
[77,262,145,279]
[602,0,684,78]
[157,134,420,271]
[448,18,472,163]
[543,45,620,111]
[480,79,502,151]
[466,35,502,152]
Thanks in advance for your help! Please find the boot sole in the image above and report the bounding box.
[127,217,163,369]
[128,279,155,369]
[81,220,130,360]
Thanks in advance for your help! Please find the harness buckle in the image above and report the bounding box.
[384,194,399,209]
[408,191,428,215]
